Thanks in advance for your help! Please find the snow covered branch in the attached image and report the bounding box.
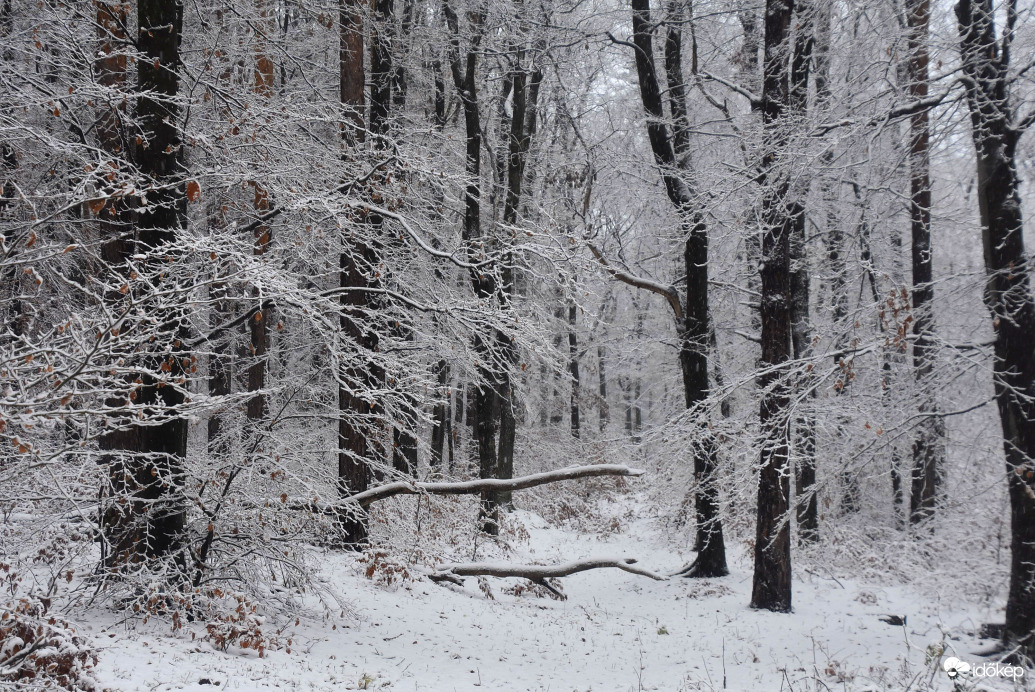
[431,557,667,586]
[345,464,644,508]
[587,244,683,321]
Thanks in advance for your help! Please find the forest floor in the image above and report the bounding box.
[87,494,1025,692]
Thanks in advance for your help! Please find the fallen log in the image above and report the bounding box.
[345,464,644,508]
[432,557,667,583]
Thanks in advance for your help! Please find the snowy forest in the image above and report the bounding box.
[2,0,1035,688]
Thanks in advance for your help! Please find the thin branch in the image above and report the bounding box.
[812,85,960,136]
[699,70,761,108]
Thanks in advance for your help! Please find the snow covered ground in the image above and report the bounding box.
[85,500,1027,692]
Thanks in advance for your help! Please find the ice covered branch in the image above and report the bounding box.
[431,557,667,587]
[345,464,644,509]
[587,244,683,321]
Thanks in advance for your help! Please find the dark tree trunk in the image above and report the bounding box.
[101,0,189,570]
[623,377,633,436]
[597,345,608,432]
[859,193,900,519]
[393,416,418,476]
[569,299,580,438]
[806,1,841,541]
[494,43,541,511]
[371,0,419,477]
[956,0,1035,659]
[630,0,727,577]
[392,0,413,108]
[247,186,270,425]
[247,7,274,425]
[370,0,392,139]
[207,286,232,453]
[430,360,451,467]
[443,0,503,531]
[630,377,642,441]
[337,0,372,548]
[737,4,763,334]
[428,59,451,471]
[906,0,944,526]
[751,0,794,613]
[433,60,447,129]
[788,0,817,545]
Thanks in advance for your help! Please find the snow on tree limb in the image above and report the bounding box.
[433,557,667,582]
[345,464,644,508]
[586,244,683,321]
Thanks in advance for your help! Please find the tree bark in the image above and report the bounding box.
[956,0,1035,659]
[569,298,580,438]
[751,0,794,613]
[430,360,451,467]
[788,0,817,545]
[102,0,189,570]
[337,0,373,547]
[494,34,540,509]
[906,0,944,526]
[247,5,273,424]
[803,0,840,542]
[370,0,393,139]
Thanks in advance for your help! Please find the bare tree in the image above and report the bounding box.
[751,0,794,613]
[956,0,1035,659]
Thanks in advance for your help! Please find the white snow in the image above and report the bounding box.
[86,498,1024,691]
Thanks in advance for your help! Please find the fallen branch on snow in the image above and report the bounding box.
[344,464,644,508]
[431,557,668,588]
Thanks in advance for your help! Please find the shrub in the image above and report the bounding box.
[0,567,98,691]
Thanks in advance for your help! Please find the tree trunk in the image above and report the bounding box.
[956,0,1035,659]
[430,360,451,467]
[629,0,727,577]
[494,38,541,510]
[906,0,944,526]
[428,60,451,470]
[370,0,393,139]
[788,0,817,545]
[101,0,189,570]
[805,0,839,542]
[207,284,232,454]
[751,0,794,613]
[246,2,274,425]
[569,299,580,438]
[597,345,608,432]
[337,0,372,547]
[443,0,504,531]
